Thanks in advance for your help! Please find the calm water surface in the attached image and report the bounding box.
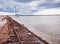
[11,16,60,44]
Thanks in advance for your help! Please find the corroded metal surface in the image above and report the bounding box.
[0,16,49,44]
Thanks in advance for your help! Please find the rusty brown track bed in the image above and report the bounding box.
[2,16,49,44]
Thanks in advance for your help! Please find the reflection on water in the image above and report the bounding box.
[11,16,60,44]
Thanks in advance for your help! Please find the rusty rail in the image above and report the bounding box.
[1,16,49,44]
[6,16,49,44]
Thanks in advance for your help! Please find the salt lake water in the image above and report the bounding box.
[11,15,60,44]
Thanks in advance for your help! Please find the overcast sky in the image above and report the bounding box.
[0,0,60,15]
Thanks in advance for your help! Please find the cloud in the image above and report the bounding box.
[14,0,60,15]
[0,12,15,15]
[0,0,60,15]
[0,0,16,13]
[37,0,60,8]
[14,0,35,3]
[32,8,60,15]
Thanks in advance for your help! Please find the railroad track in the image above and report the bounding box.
[2,16,49,44]
[2,19,20,44]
